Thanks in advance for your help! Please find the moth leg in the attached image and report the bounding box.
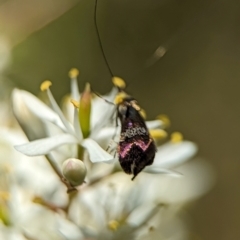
[113,149,117,158]
[131,169,140,181]
[106,111,120,153]
[106,139,118,154]
[130,161,136,175]
[131,175,137,181]
[111,111,119,141]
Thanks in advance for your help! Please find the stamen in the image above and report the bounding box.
[139,109,146,119]
[40,80,52,91]
[0,191,10,201]
[2,164,12,173]
[112,76,126,89]
[41,82,75,136]
[157,114,171,128]
[107,220,120,231]
[32,196,44,204]
[114,92,129,104]
[150,129,168,140]
[68,68,82,140]
[70,99,80,108]
[32,196,59,212]
[171,132,183,143]
[69,68,80,100]
[68,68,79,78]
[73,108,83,142]
[149,226,155,232]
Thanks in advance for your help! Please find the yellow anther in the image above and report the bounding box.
[114,92,129,104]
[69,68,79,78]
[157,114,170,128]
[112,76,126,89]
[149,226,155,232]
[171,132,183,143]
[139,109,146,119]
[2,164,12,173]
[40,80,52,91]
[70,99,79,108]
[32,196,43,204]
[0,191,10,201]
[150,129,168,140]
[107,220,120,231]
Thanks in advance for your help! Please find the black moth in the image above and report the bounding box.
[116,94,156,180]
[93,0,156,180]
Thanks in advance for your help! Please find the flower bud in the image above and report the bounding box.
[62,158,87,186]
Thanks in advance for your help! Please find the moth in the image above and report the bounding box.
[116,94,156,180]
[93,0,156,180]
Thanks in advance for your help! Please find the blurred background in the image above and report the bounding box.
[0,0,239,239]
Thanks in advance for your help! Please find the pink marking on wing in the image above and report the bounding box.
[135,139,152,151]
[119,139,152,158]
[119,143,133,158]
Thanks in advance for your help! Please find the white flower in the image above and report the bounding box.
[0,126,83,240]
[12,69,198,183]
[12,71,114,164]
[0,77,215,240]
[68,158,215,240]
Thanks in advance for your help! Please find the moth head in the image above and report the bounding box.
[118,104,128,116]
[115,92,132,118]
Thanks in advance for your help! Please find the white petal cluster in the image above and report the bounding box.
[12,87,114,163]
[0,71,215,239]
[12,74,198,179]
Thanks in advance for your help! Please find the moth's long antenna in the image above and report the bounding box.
[94,0,114,77]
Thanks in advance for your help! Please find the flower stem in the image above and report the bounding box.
[78,145,84,160]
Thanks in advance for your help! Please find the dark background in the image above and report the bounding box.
[4,0,240,239]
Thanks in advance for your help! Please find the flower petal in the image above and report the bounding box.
[90,87,118,137]
[73,108,83,141]
[92,126,120,149]
[126,203,160,228]
[46,88,75,136]
[146,119,165,129]
[81,139,114,163]
[149,141,197,170]
[14,134,78,156]
[138,158,216,204]
[143,167,182,177]
[12,89,66,131]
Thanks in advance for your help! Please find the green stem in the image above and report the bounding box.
[78,145,84,160]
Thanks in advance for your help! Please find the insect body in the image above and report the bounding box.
[94,0,156,180]
[116,95,156,180]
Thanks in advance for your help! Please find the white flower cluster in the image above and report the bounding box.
[0,70,215,239]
